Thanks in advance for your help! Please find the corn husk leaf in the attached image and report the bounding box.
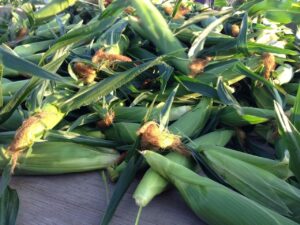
[134,129,233,207]
[0,141,119,175]
[44,130,117,148]
[200,145,300,221]
[274,101,300,181]
[0,186,19,225]
[0,50,69,124]
[169,97,212,138]
[104,123,140,144]
[175,75,218,98]
[59,57,164,112]
[291,85,300,130]
[142,150,298,225]
[220,105,275,126]
[0,46,70,84]
[188,13,232,59]
[129,0,190,74]
[100,138,143,225]
[160,85,178,129]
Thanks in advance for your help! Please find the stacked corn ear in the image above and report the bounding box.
[142,151,299,225]
[129,0,190,74]
[1,142,119,175]
[133,129,233,207]
[133,98,223,206]
[198,145,300,222]
[1,0,300,224]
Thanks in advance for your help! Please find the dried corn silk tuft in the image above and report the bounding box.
[189,57,212,77]
[73,62,97,84]
[92,49,132,64]
[97,111,115,129]
[231,24,240,37]
[137,121,189,155]
[163,5,190,20]
[262,53,276,80]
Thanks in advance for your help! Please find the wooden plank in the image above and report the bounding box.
[10,172,205,225]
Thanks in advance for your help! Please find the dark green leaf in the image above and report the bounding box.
[160,85,178,129]
[0,186,19,225]
[100,139,143,225]
[236,13,249,55]
[176,75,218,99]
[0,46,70,84]
[41,16,118,62]
[60,57,164,112]
[274,101,300,181]
[217,77,239,106]
[291,85,300,130]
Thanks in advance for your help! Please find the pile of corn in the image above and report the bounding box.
[0,0,300,224]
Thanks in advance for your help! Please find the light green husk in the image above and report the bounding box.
[142,151,298,225]
[129,0,190,74]
[133,130,233,207]
[1,142,119,175]
[200,145,300,222]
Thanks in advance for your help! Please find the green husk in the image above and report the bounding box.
[220,106,275,126]
[33,0,77,23]
[133,152,192,207]
[104,122,140,144]
[142,150,298,225]
[0,141,119,175]
[0,186,19,225]
[199,145,300,222]
[133,130,233,207]
[7,103,64,153]
[169,97,212,137]
[129,0,190,74]
[112,105,192,123]
[274,101,300,182]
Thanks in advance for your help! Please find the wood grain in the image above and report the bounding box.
[9,172,205,225]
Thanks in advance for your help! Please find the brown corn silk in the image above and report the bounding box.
[73,62,97,84]
[7,104,64,172]
[137,121,189,155]
[231,24,240,37]
[163,5,190,20]
[189,57,212,77]
[97,111,115,129]
[16,27,28,41]
[262,52,276,79]
[92,49,132,64]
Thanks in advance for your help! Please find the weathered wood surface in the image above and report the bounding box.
[10,172,205,225]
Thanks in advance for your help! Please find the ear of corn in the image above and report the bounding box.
[133,152,193,207]
[104,122,140,144]
[220,106,275,126]
[129,0,190,74]
[133,129,233,207]
[187,130,234,149]
[142,150,298,225]
[33,0,77,23]
[169,97,212,137]
[5,103,65,172]
[1,141,119,175]
[7,103,64,152]
[111,105,192,123]
[200,145,300,222]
